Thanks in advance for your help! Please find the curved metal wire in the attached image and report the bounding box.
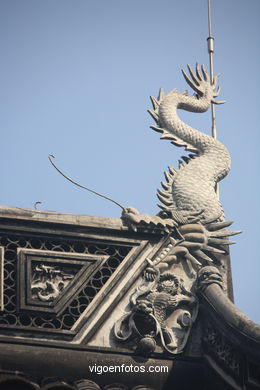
[48,155,125,211]
[34,201,42,210]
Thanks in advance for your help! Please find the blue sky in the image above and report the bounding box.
[0,0,259,323]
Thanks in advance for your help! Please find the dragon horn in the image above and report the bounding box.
[187,64,200,86]
[201,64,209,82]
[181,69,201,95]
[196,63,203,81]
[213,85,221,97]
[212,86,226,104]
[212,73,221,88]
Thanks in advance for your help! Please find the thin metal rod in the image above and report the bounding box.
[207,0,219,197]
[48,155,126,210]
[207,0,213,37]
[207,0,217,140]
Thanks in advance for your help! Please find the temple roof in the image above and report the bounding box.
[0,206,259,389]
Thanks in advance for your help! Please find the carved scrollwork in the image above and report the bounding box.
[114,267,198,355]
[114,218,232,356]
[31,264,76,302]
[197,266,223,291]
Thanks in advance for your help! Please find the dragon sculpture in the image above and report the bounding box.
[149,63,229,222]
[116,65,241,354]
[122,64,241,267]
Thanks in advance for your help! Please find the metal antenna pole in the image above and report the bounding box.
[207,0,219,196]
[207,0,217,139]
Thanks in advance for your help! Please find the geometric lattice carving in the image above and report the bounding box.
[203,323,240,376]
[0,232,132,336]
[18,248,109,314]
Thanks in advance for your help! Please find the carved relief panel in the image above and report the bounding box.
[18,248,109,314]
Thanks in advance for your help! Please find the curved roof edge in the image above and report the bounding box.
[200,283,260,357]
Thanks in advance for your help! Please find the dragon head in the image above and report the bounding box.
[182,63,225,105]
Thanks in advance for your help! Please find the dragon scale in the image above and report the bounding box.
[150,65,231,221]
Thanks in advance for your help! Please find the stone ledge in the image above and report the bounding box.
[0,206,124,231]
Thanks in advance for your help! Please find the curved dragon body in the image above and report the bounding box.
[116,66,238,356]
[149,64,231,222]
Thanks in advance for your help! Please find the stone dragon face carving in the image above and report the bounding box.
[114,272,198,354]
